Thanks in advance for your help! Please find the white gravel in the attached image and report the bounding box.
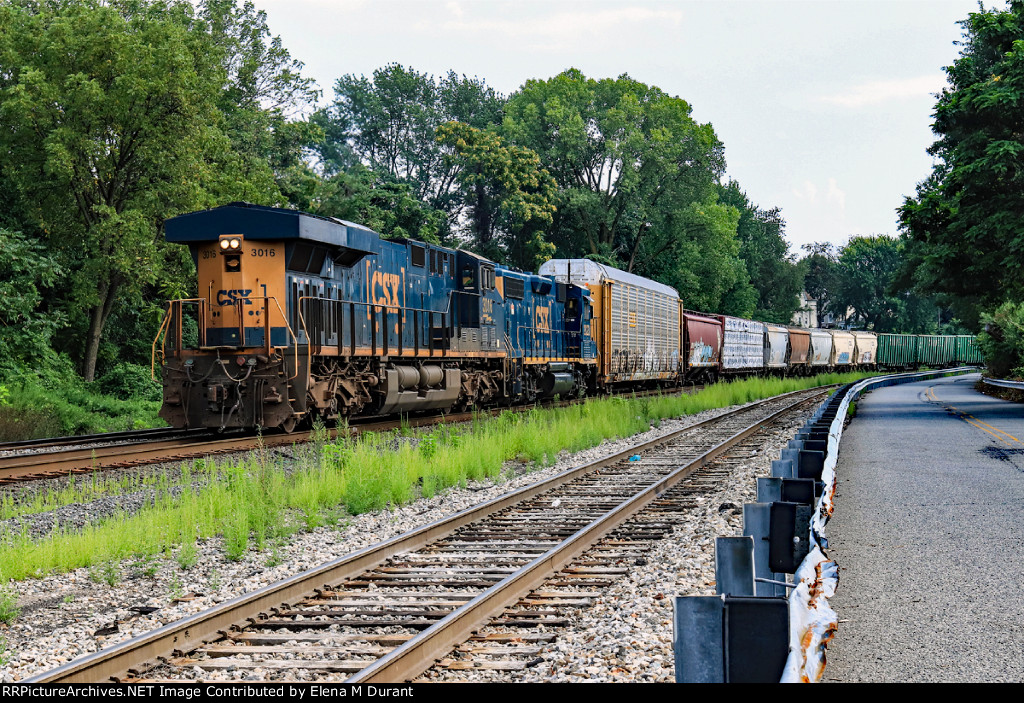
[0,397,816,682]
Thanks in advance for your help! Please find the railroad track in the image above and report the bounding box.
[0,385,704,485]
[0,426,197,453]
[26,385,829,684]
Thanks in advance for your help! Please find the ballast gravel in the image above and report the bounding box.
[418,409,810,683]
[0,398,814,682]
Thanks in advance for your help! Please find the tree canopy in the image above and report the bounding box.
[0,0,317,380]
[0,4,828,390]
[900,0,1024,324]
[502,70,726,270]
[833,236,939,333]
[719,181,802,323]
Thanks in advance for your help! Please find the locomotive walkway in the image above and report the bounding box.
[825,372,1024,682]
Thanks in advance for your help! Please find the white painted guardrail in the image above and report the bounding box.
[781,366,979,682]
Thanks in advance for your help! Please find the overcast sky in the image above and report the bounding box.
[251,0,987,256]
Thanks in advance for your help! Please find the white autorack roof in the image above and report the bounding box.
[539,259,680,300]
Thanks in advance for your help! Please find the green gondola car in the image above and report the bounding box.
[876,333,917,369]
[877,333,982,369]
[955,335,984,365]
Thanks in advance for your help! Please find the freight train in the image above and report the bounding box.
[152,203,983,432]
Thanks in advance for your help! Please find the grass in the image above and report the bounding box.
[0,584,19,625]
[0,371,876,581]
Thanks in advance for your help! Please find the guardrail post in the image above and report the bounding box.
[797,450,825,481]
[715,536,755,597]
[742,503,788,597]
[674,596,725,683]
[674,595,790,683]
[756,478,782,503]
[771,458,794,479]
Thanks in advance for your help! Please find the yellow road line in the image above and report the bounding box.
[926,384,1018,445]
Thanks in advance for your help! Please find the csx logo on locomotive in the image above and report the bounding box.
[535,306,551,332]
[217,289,253,306]
[370,270,403,308]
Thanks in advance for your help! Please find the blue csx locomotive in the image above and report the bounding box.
[154,203,599,431]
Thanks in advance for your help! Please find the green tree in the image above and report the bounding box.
[0,229,64,373]
[0,0,225,380]
[0,0,316,381]
[800,242,840,323]
[502,69,726,275]
[196,0,321,207]
[436,122,557,269]
[832,236,938,333]
[977,301,1024,377]
[634,195,755,315]
[314,166,446,245]
[899,0,1024,322]
[315,65,504,222]
[719,180,802,322]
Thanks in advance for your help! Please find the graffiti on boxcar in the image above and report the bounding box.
[689,340,715,366]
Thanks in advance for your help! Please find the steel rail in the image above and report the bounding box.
[347,390,821,683]
[0,427,193,452]
[25,386,829,684]
[0,385,703,484]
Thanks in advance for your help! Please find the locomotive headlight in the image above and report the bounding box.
[218,234,244,252]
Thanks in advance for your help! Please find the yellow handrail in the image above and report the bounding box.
[150,298,207,381]
[150,296,302,382]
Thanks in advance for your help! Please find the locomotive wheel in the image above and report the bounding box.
[281,416,297,434]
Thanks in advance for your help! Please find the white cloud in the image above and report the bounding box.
[793,180,818,201]
[446,1,464,18]
[826,178,846,210]
[792,178,845,209]
[817,74,946,108]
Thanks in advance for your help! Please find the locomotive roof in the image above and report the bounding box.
[165,202,379,255]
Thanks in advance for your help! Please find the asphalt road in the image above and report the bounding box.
[825,372,1024,683]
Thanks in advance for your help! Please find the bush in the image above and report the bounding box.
[97,362,161,402]
[977,302,1024,378]
[0,369,164,441]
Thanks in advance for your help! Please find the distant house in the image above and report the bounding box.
[818,305,860,330]
[792,291,818,328]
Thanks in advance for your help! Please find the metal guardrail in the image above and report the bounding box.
[983,377,1024,390]
[674,366,980,683]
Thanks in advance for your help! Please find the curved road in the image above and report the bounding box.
[826,372,1024,682]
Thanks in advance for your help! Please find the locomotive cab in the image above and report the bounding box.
[153,203,376,432]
